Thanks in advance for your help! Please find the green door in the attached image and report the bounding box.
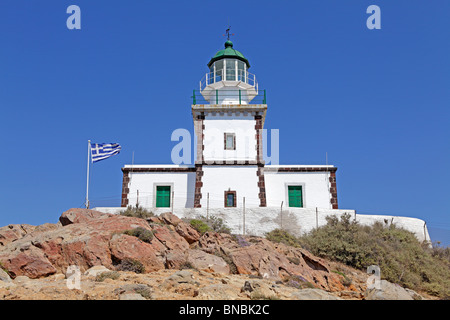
[156,186,171,207]
[288,186,303,207]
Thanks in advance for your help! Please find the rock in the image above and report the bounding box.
[152,225,189,252]
[1,244,57,279]
[165,251,188,269]
[59,208,111,226]
[241,280,253,292]
[109,234,165,273]
[0,209,154,278]
[244,279,279,300]
[0,268,12,282]
[84,266,112,278]
[14,275,31,284]
[163,270,198,287]
[115,284,153,300]
[0,224,36,247]
[119,293,146,300]
[405,288,425,300]
[291,288,343,300]
[147,216,163,224]
[365,280,413,300]
[159,212,182,226]
[197,232,240,254]
[198,284,239,300]
[175,222,200,244]
[187,249,229,274]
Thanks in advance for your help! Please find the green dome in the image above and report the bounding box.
[207,40,250,68]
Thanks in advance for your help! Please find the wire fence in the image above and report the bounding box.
[83,191,450,233]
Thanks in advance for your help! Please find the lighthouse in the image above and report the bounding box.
[192,38,268,208]
[118,36,339,215]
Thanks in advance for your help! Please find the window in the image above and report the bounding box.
[224,133,236,150]
[224,190,236,207]
[288,185,303,208]
[215,60,223,82]
[237,60,246,82]
[156,186,171,207]
[226,59,236,81]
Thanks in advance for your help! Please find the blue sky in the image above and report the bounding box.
[0,1,449,245]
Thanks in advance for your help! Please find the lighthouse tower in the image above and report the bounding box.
[192,38,267,208]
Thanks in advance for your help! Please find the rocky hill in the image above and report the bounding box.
[0,208,428,300]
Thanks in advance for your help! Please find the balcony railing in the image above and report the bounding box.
[200,70,258,92]
[192,89,267,105]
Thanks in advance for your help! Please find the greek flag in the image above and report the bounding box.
[90,142,121,163]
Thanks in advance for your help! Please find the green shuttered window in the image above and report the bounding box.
[156,186,171,207]
[288,186,303,208]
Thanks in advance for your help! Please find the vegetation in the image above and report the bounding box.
[95,271,120,282]
[213,250,238,274]
[123,227,154,243]
[265,214,450,298]
[189,215,231,234]
[119,204,154,219]
[265,228,301,248]
[189,219,211,234]
[115,258,146,274]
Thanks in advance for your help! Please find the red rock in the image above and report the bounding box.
[187,249,229,274]
[0,224,36,247]
[0,245,56,279]
[175,222,200,244]
[59,208,111,226]
[109,234,165,272]
[159,212,182,226]
[151,225,189,252]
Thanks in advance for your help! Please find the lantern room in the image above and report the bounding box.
[199,40,259,105]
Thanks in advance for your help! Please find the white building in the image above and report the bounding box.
[120,39,338,212]
[95,38,430,242]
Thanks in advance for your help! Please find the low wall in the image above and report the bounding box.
[94,206,430,243]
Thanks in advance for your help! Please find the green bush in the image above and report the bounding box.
[119,205,154,219]
[189,215,231,234]
[123,227,154,243]
[296,214,450,298]
[265,228,301,248]
[189,219,211,234]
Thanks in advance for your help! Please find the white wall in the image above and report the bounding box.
[94,206,430,243]
[127,171,195,208]
[203,114,257,162]
[264,170,332,209]
[200,165,260,208]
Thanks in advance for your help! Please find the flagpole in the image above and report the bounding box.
[85,140,91,209]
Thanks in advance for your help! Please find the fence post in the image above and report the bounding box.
[316,207,318,228]
[280,201,283,229]
[424,222,427,242]
[239,89,241,104]
[192,90,196,105]
[137,190,139,207]
[263,89,267,104]
[207,192,209,221]
[243,197,246,236]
